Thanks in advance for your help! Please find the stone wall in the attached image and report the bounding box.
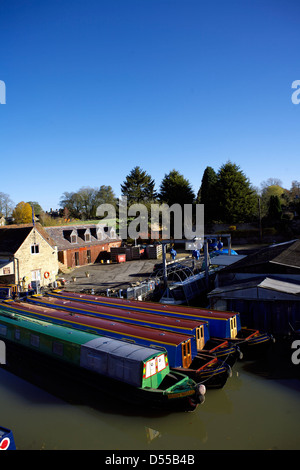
[15,228,58,287]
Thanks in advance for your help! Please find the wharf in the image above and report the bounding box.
[52,244,259,296]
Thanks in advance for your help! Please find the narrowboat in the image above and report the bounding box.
[49,290,273,358]
[0,311,206,412]
[27,294,239,366]
[0,426,16,450]
[1,300,231,388]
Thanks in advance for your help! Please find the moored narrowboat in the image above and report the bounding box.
[49,290,273,358]
[0,311,206,412]
[1,300,231,388]
[28,294,239,367]
[0,426,16,450]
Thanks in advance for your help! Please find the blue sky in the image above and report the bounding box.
[1,0,300,212]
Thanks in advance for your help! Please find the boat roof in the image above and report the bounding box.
[33,294,208,330]
[53,290,239,319]
[2,300,194,347]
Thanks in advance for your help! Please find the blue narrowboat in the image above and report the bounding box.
[49,290,273,357]
[28,294,238,367]
[0,426,16,450]
[0,311,206,412]
[1,300,231,388]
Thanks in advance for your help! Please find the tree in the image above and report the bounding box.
[77,186,99,219]
[97,185,117,208]
[27,201,43,217]
[121,166,157,205]
[0,192,14,218]
[59,191,83,219]
[260,182,286,218]
[197,166,218,224]
[267,195,282,223]
[159,169,195,206]
[12,201,33,224]
[215,162,257,223]
[59,185,118,220]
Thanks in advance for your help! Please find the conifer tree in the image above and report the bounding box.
[215,162,257,223]
[159,169,195,206]
[121,166,157,205]
[197,166,218,224]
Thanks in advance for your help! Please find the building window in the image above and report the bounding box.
[31,270,41,281]
[71,235,77,244]
[31,244,39,254]
[85,233,91,242]
[87,250,91,263]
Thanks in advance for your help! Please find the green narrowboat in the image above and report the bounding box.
[0,311,205,412]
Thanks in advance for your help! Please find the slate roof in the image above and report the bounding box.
[44,224,120,251]
[221,239,300,274]
[0,223,56,255]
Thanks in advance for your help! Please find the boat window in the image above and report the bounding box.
[52,341,64,356]
[0,325,7,336]
[145,358,157,378]
[30,334,40,348]
[14,329,20,340]
[156,354,166,372]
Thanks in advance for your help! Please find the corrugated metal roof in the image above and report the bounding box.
[209,254,246,266]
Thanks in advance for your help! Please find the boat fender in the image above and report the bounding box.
[44,272,50,279]
[197,384,206,397]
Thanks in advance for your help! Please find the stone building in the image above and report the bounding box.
[0,223,58,289]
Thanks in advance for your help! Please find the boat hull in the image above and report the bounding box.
[0,426,16,450]
[2,338,204,413]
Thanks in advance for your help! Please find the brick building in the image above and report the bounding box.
[44,223,122,268]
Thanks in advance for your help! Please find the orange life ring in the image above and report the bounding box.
[44,272,50,279]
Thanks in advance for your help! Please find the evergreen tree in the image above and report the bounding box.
[121,166,157,205]
[197,166,218,224]
[215,162,257,223]
[97,185,117,207]
[159,169,195,206]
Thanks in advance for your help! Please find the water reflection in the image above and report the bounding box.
[0,340,299,450]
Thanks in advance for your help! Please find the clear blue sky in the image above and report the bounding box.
[1,0,300,212]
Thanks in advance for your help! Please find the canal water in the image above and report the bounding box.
[0,340,299,451]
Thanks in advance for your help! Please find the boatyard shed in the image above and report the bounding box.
[215,239,300,288]
[45,224,122,268]
[208,276,300,336]
[0,224,58,289]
